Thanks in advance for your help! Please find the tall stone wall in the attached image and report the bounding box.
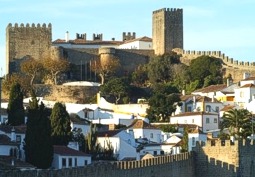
[152,8,183,55]
[0,153,195,177]
[193,139,255,177]
[173,48,255,82]
[6,23,52,74]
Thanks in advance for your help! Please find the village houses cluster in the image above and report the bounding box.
[0,72,255,170]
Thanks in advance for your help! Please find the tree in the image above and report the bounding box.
[7,83,25,126]
[72,127,86,152]
[131,64,148,87]
[147,53,180,85]
[50,102,72,145]
[146,83,181,122]
[2,73,31,96]
[100,77,130,104]
[20,58,43,85]
[181,126,189,152]
[221,109,252,139]
[42,57,70,85]
[24,91,53,169]
[188,56,223,88]
[91,56,120,84]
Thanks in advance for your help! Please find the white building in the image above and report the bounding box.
[97,129,137,160]
[52,145,91,169]
[118,36,152,50]
[128,119,162,143]
[170,112,219,133]
[188,127,207,152]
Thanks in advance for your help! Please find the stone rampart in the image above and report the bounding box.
[0,152,195,177]
[193,139,255,177]
[173,48,255,82]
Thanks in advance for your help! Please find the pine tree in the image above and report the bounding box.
[7,83,25,126]
[50,102,72,145]
[24,91,53,169]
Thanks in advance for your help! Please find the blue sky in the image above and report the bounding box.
[0,0,255,75]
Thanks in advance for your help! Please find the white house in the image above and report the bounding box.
[170,112,219,133]
[96,129,137,160]
[128,119,162,143]
[52,145,91,169]
[188,127,207,152]
[0,134,20,157]
[175,95,223,115]
[0,126,26,160]
[234,83,255,108]
[118,36,152,49]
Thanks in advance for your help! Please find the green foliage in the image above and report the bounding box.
[85,123,100,159]
[100,77,130,104]
[72,127,86,152]
[181,126,189,152]
[188,56,223,88]
[131,64,148,87]
[157,125,178,133]
[122,96,130,104]
[50,102,72,145]
[147,83,181,122]
[7,83,25,126]
[147,53,180,85]
[24,90,53,169]
[221,109,252,139]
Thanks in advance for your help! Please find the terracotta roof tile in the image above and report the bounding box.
[172,112,218,117]
[0,125,26,134]
[193,84,227,93]
[128,119,159,129]
[53,145,91,156]
[240,83,255,88]
[242,77,255,81]
[96,129,122,137]
[220,105,235,111]
[0,135,19,146]
[52,39,123,45]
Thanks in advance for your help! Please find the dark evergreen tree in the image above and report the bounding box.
[50,102,72,145]
[24,91,53,169]
[7,83,25,126]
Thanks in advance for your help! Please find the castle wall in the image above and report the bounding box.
[0,153,195,177]
[6,23,52,74]
[173,48,255,82]
[193,139,255,177]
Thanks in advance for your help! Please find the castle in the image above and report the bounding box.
[6,8,255,82]
[2,140,255,177]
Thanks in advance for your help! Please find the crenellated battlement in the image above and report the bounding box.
[122,32,136,41]
[153,8,182,14]
[174,48,255,69]
[6,23,52,29]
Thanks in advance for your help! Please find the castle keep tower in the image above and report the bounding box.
[152,8,183,55]
[6,23,52,74]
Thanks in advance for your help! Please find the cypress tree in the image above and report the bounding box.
[50,102,72,145]
[24,91,53,169]
[7,83,25,126]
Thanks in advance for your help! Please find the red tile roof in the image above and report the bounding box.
[0,156,35,169]
[53,145,91,157]
[172,112,218,117]
[242,77,255,81]
[52,39,123,45]
[181,95,221,103]
[128,119,159,129]
[0,134,19,146]
[96,129,122,137]
[193,84,227,93]
[0,125,26,134]
[240,83,255,88]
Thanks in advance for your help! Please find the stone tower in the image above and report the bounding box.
[152,8,183,55]
[6,23,52,74]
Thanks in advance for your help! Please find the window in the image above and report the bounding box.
[160,151,164,155]
[240,91,244,98]
[215,106,219,113]
[68,158,72,167]
[150,133,153,139]
[187,106,192,112]
[16,135,21,143]
[214,118,218,123]
[206,105,211,112]
[192,119,194,123]
[184,120,187,124]
[192,137,195,146]
[153,151,157,155]
[84,160,88,165]
[206,118,210,124]
[75,158,77,166]
[62,158,66,168]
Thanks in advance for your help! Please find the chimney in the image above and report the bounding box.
[65,31,69,42]
[11,127,16,142]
